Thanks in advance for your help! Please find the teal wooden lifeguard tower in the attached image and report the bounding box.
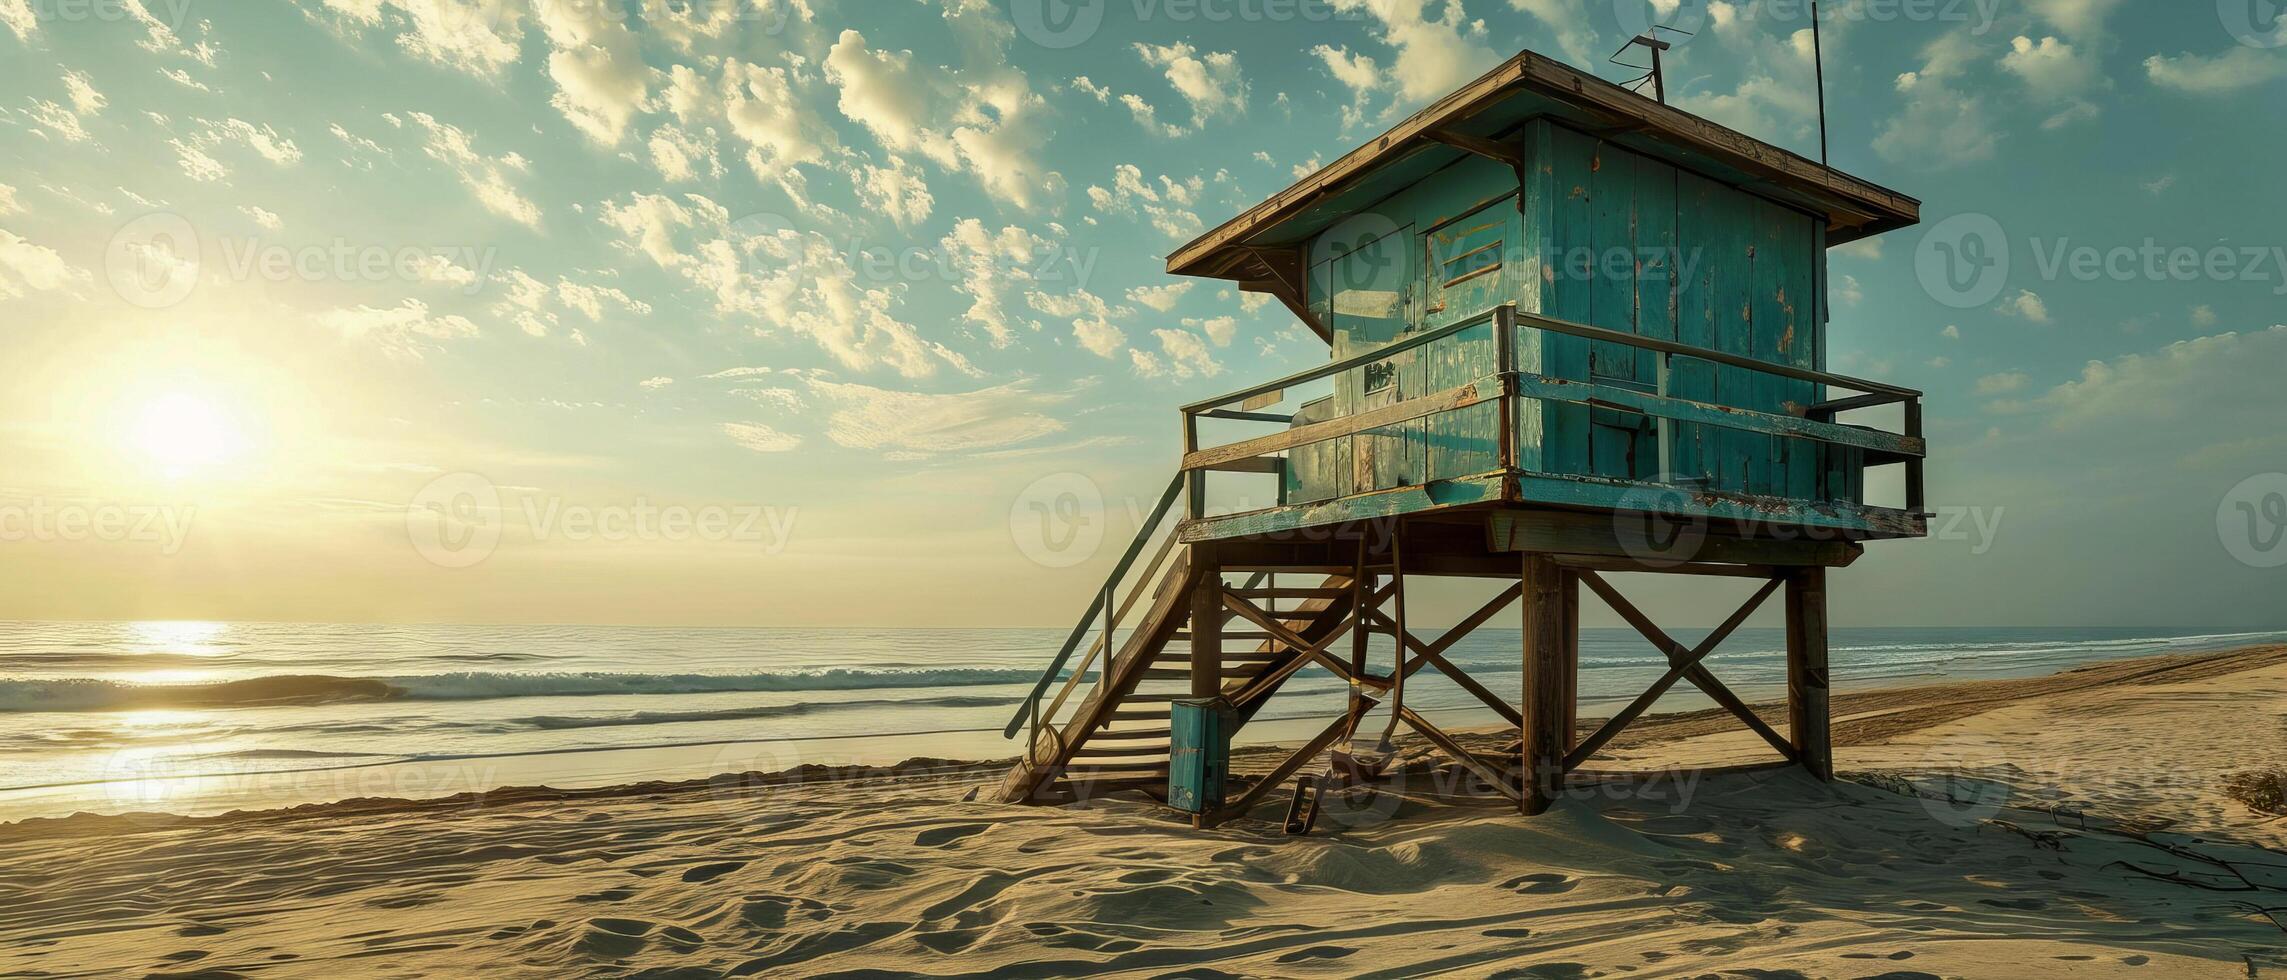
[997,49,1927,823]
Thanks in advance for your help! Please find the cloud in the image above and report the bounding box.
[1029,287,1127,358]
[2025,0,2126,39]
[0,0,34,41]
[493,268,649,337]
[1875,33,1999,167]
[646,123,721,182]
[240,205,284,230]
[720,58,840,180]
[720,421,802,453]
[1183,315,1237,347]
[0,184,16,216]
[802,377,1073,456]
[62,71,106,115]
[2145,47,2287,94]
[532,0,649,145]
[598,191,975,378]
[940,219,1055,347]
[1133,42,1247,128]
[1087,164,1205,240]
[0,228,87,299]
[823,27,1063,212]
[639,376,674,389]
[407,111,540,227]
[1126,281,1193,313]
[2000,35,2101,127]
[2192,305,2218,328]
[1942,324,1961,339]
[854,157,933,227]
[1833,274,1864,306]
[314,0,528,78]
[316,298,480,358]
[1331,0,1497,106]
[1131,328,1221,379]
[1998,289,2051,323]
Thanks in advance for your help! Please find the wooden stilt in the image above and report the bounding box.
[1521,553,1569,815]
[1786,566,1832,781]
[1559,570,1580,752]
[1190,546,1222,700]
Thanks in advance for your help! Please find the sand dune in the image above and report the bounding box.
[4,649,2286,977]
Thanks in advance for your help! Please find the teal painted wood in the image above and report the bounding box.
[1513,119,1552,474]
[1169,698,1234,813]
[1514,473,1924,538]
[1178,473,1508,542]
[1539,123,1596,478]
[1421,195,1514,481]
[1672,172,1721,484]
[1707,179,1760,495]
[1510,376,1924,456]
[1587,134,1646,480]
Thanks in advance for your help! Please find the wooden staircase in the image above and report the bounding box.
[994,557,1362,804]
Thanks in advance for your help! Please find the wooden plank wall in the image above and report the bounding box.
[1536,122,1822,497]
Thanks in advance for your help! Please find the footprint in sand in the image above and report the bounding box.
[1499,872,1579,895]
[574,918,705,959]
[914,823,988,848]
[174,924,227,938]
[1484,927,1534,939]
[682,861,746,883]
[738,895,835,931]
[1275,945,1359,963]
[575,885,638,903]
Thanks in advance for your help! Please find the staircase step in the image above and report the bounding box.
[1154,649,1286,662]
[1170,631,1278,642]
[1228,587,1350,600]
[1063,763,1170,779]
[1141,664,1270,681]
[1109,708,1172,723]
[1071,743,1171,758]
[1088,727,1173,740]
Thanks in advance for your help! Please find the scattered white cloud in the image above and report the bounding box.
[315,0,528,78]
[1942,324,1961,339]
[1131,328,1221,379]
[1833,237,1883,261]
[240,205,284,230]
[854,157,933,227]
[802,377,1074,456]
[639,376,675,389]
[1876,33,1999,167]
[599,190,974,378]
[1183,315,1237,347]
[646,123,722,182]
[720,421,803,453]
[2191,304,2218,328]
[823,26,1064,212]
[1029,287,1127,358]
[1998,289,2051,323]
[1133,42,1247,129]
[62,71,105,115]
[1833,274,1864,306]
[1126,281,1193,313]
[2145,46,2287,94]
[0,0,35,41]
[0,228,87,299]
[533,0,649,145]
[317,298,480,358]
[1087,164,1206,240]
[1330,0,1497,107]
[2142,174,2176,195]
[407,111,541,227]
[940,218,1055,347]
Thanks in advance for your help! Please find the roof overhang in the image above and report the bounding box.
[1169,49,1922,342]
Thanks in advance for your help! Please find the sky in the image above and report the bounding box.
[0,0,2281,629]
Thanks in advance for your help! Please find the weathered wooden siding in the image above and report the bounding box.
[1288,119,1830,508]
[1533,122,1822,497]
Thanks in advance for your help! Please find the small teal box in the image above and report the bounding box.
[1169,697,1234,813]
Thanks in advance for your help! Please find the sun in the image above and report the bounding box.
[129,391,249,473]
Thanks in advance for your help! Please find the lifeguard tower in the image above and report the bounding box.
[996,49,1927,823]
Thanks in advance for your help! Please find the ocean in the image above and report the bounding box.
[3,621,2283,821]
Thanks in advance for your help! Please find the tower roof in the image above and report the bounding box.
[1168,48,1920,341]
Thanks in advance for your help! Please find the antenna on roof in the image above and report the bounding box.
[1811,0,1830,165]
[1610,26,1693,105]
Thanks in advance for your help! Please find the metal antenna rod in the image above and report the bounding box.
[1811,0,1830,165]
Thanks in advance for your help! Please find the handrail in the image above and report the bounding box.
[1515,309,1920,400]
[1003,472,1186,739]
[1180,308,1501,414]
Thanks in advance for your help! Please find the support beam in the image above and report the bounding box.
[1190,547,1221,700]
[1565,576,1781,770]
[1787,567,1832,781]
[1207,706,1361,826]
[1521,554,1570,815]
[1399,707,1522,803]
[1560,570,1580,752]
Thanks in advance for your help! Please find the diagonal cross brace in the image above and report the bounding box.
[1574,570,1799,765]
[1564,575,1783,770]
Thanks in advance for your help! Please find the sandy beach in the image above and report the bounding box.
[5,646,2286,978]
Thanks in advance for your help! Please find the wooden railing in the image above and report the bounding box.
[1179,304,1927,524]
[1002,473,1187,743]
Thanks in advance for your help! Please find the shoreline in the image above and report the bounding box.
[7,645,2287,975]
[12,644,2284,837]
